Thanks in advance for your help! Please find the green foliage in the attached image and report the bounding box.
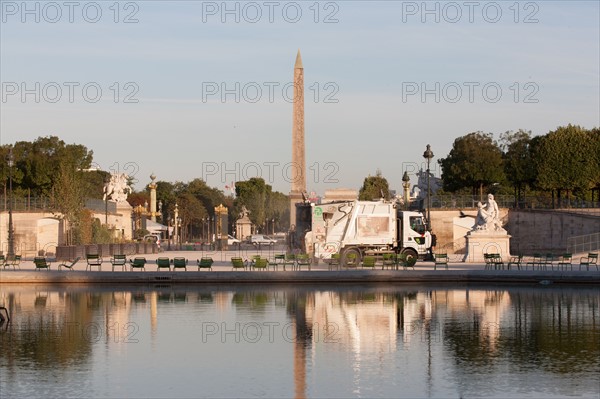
[500,129,536,204]
[358,169,391,200]
[91,219,114,244]
[438,132,506,195]
[233,178,289,232]
[535,125,598,196]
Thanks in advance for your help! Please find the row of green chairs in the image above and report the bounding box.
[328,252,417,270]
[230,254,313,271]
[153,257,214,271]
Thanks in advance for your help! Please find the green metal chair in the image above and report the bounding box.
[231,257,246,270]
[198,257,214,271]
[284,253,296,271]
[110,254,127,271]
[397,253,415,270]
[382,253,396,270]
[58,257,81,271]
[557,253,572,271]
[526,253,542,270]
[271,254,285,271]
[252,257,268,271]
[156,257,171,271]
[129,257,146,271]
[434,253,449,270]
[296,254,311,271]
[86,254,103,271]
[34,257,51,271]
[344,253,358,269]
[361,255,376,269]
[579,253,598,271]
[507,254,523,270]
[172,257,188,271]
[328,253,341,271]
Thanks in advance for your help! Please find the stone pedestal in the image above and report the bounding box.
[116,201,133,240]
[464,231,511,262]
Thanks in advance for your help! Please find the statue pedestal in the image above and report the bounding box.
[464,231,511,263]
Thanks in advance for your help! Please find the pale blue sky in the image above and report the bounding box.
[1,1,599,195]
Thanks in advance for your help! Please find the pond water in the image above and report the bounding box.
[1,284,598,398]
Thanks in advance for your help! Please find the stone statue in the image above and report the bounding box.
[473,194,504,232]
[103,172,131,203]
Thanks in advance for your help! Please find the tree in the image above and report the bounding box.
[438,132,506,198]
[358,169,391,200]
[535,125,599,206]
[51,162,86,245]
[500,129,535,207]
[235,178,269,229]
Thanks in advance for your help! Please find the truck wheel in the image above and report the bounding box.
[342,248,361,268]
[402,249,418,267]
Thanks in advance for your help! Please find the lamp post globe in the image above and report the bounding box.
[422,144,434,230]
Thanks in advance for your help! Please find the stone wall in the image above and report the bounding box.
[430,208,599,255]
[506,209,600,255]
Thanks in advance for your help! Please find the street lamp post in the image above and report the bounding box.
[173,203,179,249]
[177,217,182,246]
[167,216,172,251]
[7,149,15,258]
[272,218,275,235]
[423,144,434,230]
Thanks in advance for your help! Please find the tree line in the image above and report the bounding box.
[438,125,600,206]
[2,125,598,243]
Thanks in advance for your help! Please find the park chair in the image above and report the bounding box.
[1,254,21,270]
[344,252,358,269]
[231,257,246,270]
[394,253,412,270]
[557,253,572,271]
[543,253,556,270]
[156,257,171,271]
[198,257,214,271]
[484,253,494,270]
[34,256,51,271]
[252,257,268,271]
[284,253,296,271]
[110,254,127,271]
[434,253,449,270]
[172,257,188,271]
[296,254,311,271]
[491,254,504,270]
[129,257,146,271]
[382,253,396,270]
[10,255,21,269]
[328,253,341,271]
[58,257,81,271]
[579,253,598,271]
[271,254,286,271]
[526,253,543,270]
[507,254,523,270]
[86,254,103,271]
[361,255,376,269]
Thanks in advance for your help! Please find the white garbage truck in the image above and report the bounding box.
[296,200,432,265]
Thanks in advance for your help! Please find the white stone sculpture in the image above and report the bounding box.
[473,194,504,232]
[104,172,131,203]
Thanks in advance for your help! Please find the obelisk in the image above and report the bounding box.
[289,49,306,228]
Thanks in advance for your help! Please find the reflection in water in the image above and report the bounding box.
[0,285,598,398]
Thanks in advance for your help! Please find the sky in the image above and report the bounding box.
[1,0,599,196]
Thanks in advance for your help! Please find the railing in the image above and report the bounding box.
[567,233,600,255]
[0,196,117,213]
[0,196,55,212]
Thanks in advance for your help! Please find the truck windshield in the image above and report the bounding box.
[409,216,426,234]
